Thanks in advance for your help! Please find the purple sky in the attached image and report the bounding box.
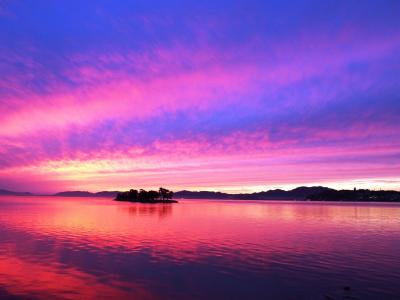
[0,1,399,193]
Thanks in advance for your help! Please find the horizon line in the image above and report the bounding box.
[2,185,400,196]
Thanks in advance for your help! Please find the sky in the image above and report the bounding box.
[0,0,399,193]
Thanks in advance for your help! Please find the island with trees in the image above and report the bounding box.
[115,187,177,203]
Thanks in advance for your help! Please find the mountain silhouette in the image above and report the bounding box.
[54,191,119,197]
[174,186,334,200]
[0,189,32,196]
[2,187,399,202]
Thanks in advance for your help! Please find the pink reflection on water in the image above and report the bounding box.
[0,196,399,299]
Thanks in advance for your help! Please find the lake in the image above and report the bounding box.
[0,196,399,299]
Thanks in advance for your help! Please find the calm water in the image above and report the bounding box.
[0,196,399,299]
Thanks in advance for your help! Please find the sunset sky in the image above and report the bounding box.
[0,1,399,193]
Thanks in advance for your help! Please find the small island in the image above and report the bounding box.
[115,187,177,203]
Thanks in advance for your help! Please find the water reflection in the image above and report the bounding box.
[0,196,399,299]
[123,203,173,218]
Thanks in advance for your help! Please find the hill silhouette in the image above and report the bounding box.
[174,186,334,200]
[1,187,400,202]
[0,189,32,196]
[54,191,119,197]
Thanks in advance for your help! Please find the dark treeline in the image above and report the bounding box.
[115,187,176,203]
[174,186,400,202]
[307,189,400,202]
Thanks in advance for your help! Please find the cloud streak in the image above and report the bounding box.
[0,0,399,192]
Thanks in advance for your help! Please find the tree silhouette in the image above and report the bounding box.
[158,187,174,200]
[116,187,175,203]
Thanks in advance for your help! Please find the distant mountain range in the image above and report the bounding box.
[53,191,119,197]
[0,186,331,199]
[0,189,33,196]
[174,186,334,200]
[1,186,400,201]
[0,189,118,198]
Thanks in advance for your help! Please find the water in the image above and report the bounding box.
[0,196,399,299]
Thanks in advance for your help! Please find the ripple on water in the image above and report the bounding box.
[0,196,399,299]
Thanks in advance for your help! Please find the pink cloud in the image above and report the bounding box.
[2,27,399,138]
[1,125,398,193]
[1,26,399,192]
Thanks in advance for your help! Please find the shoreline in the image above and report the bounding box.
[114,199,178,204]
[1,194,400,204]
